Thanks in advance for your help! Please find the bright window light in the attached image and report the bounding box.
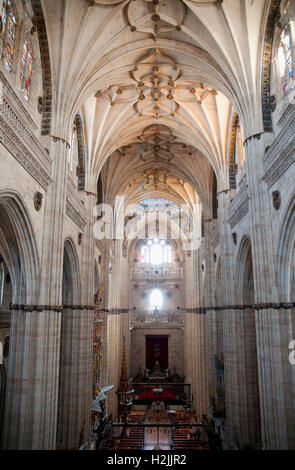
[150,289,163,309]
[140,239,172,266]
[150,242,162,265]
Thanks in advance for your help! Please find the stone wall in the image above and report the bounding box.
[130,326,184,379]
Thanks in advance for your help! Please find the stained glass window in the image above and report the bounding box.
[19,30,33,101]
[278,28,294,95]
[0,1,17,72]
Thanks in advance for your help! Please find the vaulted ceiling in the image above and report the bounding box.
[42,0,271,205]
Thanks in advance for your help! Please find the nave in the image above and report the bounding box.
[0,0,295,451]
[101,409,210,451]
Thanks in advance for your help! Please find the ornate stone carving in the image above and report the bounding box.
[229,113,239,189]
[31,0,53,135]
[272,190,281,210]
[97,48,217,120]
[228,180,249,229]
[0,72,53,190]
[270,94,276,113]
[263,108,295,188]
[66,178,87,230]
[261,0,281,133]
[34,192,43,211]
[126,0,186,39]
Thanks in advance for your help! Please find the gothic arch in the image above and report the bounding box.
[0,190,39,305]
[277,191,295,301]
[0,190,39,446]
[62,238,81,306]
[234,236,261,449]
[57,238,82,449]
[236,236,254,305]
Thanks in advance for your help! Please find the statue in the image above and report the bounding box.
[153,343,161,359]
[136,366,143,382]
[153,360,161,374]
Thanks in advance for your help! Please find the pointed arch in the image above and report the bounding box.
[63,238,81,306]
[236,236,253,304]
[0,190,40,305]
[277,191,295,300]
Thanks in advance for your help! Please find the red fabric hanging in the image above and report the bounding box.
[146,335,168,370]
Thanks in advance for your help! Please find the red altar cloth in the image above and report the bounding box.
[138,389,177,401]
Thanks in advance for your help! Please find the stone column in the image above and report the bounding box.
[99,243,110,389]
[183,248,209,419]
[79,193,97,447]
[57,192,96,450]
[244,135,295,450]
[202,216,218,413]
[217,190,239,449]
[183,252,196,403]
[119,253,131,380]
[194,248,209,419]
[105,240,123,419]
[1,138,68,449]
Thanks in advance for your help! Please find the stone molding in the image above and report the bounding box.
[10,304,95,312]
[243,132,263,146]
[183,308,207,314]
[0,72,53,189]
[101,303,295,315]
[203,302,295,312]
[66,177,88,230]
[131,321,183,330]
[263,106,295,188]
[228,180,249,228]
[104,308,130,314]
[31,0,53,136]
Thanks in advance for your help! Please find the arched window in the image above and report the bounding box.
[141,239,172,265]
[0,0,17,72]
[19,29,33,101]
[150,289,163,309]
[278,26,294,95]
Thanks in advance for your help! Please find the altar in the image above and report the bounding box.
[138,387,177,401]
[146,360,168,382]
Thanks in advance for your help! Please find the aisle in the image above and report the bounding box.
[143,410,172,450]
